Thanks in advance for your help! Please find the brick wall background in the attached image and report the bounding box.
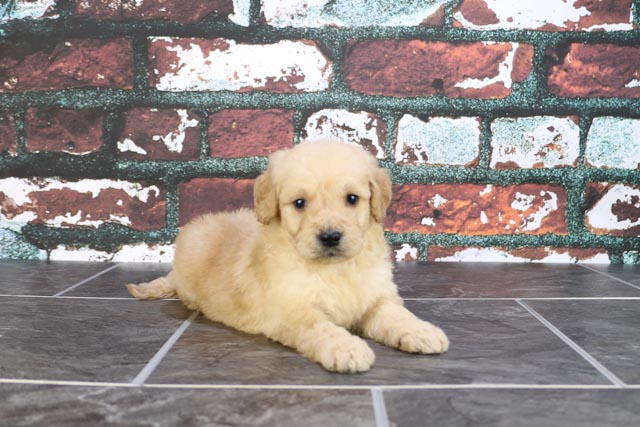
[1,0,639,263]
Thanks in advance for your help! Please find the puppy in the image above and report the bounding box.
[127,140,448,373]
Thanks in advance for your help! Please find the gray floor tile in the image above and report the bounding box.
[147,300,608,386]
[0,384,375,427]
[393,262,640,298]
[582,264,640,288]
[65,263,172,298]
[527,300,640,385]
[0,298,191,382]
[0,260,115,296]
[384,388,640,427]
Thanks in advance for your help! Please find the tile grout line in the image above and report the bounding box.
[0,379,631,390]
[578,264,640,292]
[131,311,199,386]
[52,264,122,297]
[4,294,640,302]
[0,294,179,301]
[516,299,627,388]
[371,388,390,427]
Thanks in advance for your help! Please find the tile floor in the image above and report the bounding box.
[0,260,639,426]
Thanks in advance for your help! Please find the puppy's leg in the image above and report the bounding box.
[360,299,449,354]
[127,273,176,300]
[276,320,375,373]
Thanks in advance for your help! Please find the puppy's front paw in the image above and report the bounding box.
[398,321,449,354]
[318,336,375,373]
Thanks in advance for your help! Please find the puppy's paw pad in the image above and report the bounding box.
[320,338,375,373]
[398,323,449,354]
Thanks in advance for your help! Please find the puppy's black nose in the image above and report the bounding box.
[318,231,342,248]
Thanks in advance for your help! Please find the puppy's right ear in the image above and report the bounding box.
[254,169,278,224]
[255,150,287,224]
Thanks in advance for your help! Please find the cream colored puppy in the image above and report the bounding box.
[127,140,448,373]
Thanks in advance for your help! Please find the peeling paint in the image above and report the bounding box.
[626,79,640,89]
[302,109,385,158]
[491,116,580,168]
[586,117,640,169]
[262,0,449,27]
[512,190,559,232]
[395,115,481,165]
[586,183,640,232]
[152,38,332,92]
[150,109,199,153]
[394,243,418,262]
[118,138,148,155]
[455,43,519,90]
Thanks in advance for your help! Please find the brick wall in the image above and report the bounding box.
[1,0,639,263]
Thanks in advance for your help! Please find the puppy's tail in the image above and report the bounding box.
[127,274,176,300]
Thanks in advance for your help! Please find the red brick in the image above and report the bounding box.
[548,44,640,98]
[385,183,567,235]
[25,108,103,155]
[454,0,634,31]
[209,110,294,158]
[428,246,608,262]
[0,112,17,156]
[0,39,134,92]
[585,183,640,236]
[343,40,533,98]
[117,108,201,160]
[179,178,255,225]
[76,0,233,23]
[0,178,165,231]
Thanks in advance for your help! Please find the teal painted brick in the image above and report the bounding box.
[586,117,640,169]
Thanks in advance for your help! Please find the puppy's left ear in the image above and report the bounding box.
[369,167,392,223]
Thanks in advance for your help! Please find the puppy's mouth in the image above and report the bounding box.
[319,247,343,258]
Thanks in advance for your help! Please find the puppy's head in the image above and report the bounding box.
[254,140,391,261]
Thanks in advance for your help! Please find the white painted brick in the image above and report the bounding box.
[586,117,640,169]
[395,115,481,166]
[262,0,449,27]
[49,243,175,262]
[490,116,580,169]
[0,0,58,21]
[431,247,609,263]
[302,109,385,158]
[151,38,332,92]
[454,0,634,31]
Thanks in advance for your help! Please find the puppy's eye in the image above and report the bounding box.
[294,199,306,210]
[346,194,359,206]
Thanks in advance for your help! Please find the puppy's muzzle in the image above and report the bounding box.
[318,230,343,248]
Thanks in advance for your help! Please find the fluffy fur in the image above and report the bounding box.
[127,140,448,373]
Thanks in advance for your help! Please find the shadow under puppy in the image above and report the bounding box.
[127,140,448,373]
